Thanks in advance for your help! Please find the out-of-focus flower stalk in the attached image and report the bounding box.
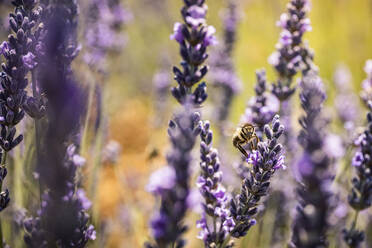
[23,1,95,246]
[146,108,201,248]
[209,0,241,138]
[343,59,372,248]
[289,70,333,248]
[146,0,215,247]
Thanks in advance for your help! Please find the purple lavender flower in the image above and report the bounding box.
[361,60,372,106]
[241,70,280,130]
[290,71,333,248]
[333,64,360,135]
[196,120,234,247]
[23,1,94,246]
[229,115,285,239]
[146,108,201,248]
[170,0,216,105]
[146,1,215,247]
[343,60,372,248]
[0,0,43,219]
[270,0,314,101]
[83,0,131,71]
[146,166,176,195]
[22,52,38,70]
[209,0,242,135]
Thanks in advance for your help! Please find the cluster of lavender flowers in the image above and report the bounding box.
[146,1,216,247]
[209,0,241,130]
[269,0,313,100]
[0,0,44,216]
[196,121,234,247]
[146,108,202,248]
[241,70,280,131]
[0,0,95,246]
[343,60,372,248]
[229,116,285,239]
[84,0,131,72]
[290,71,333,248]
[170,0,216,105]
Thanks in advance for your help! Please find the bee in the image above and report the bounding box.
[232,123,259,158]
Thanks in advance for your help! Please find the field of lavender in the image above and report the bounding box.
[0,0,371,247]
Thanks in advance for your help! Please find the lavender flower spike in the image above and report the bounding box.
[146,107,201,248]
[171,0,216,105]
[196,121,234,247]
[361,59,372,106]
[23,1,95,246]
[0,0,42,217]
[270,0,313,100]
[290,71,332,248]
[343,60,372,248]
[241,69,280,131]
[229,115,285,238]
[209,0,242,129]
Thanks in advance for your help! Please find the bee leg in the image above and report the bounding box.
[237,144,249,158]
[248,135,259,150]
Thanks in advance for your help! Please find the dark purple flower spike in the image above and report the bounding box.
[196,120,234,247]
[270,0,313,101]
[229,115,285,239]
[290,71,333,248]
[23,1,95,247]
[170,0,216,106]
[343,60,372,248]
[146,108,201,248]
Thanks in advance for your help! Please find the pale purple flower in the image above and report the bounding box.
[268,51,280,67]
[170,22,184,43]
[86,225,97,241]
[0,41,9,55]
[186,5,207,27]
[276,13,289,28]
[364,59,372,76]
[146,166,176,195]
[72,154,86,167]
[222,217,236,233]
[247,150,259,166]
[280,30,292,46]
[204,26,217,47]
[324,134,345,159]
[352,152,364,167]
[22,52,38,70]
[77,189,92,210]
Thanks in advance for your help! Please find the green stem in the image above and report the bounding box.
[81,82,95,157]
[0,151,8,248]
[31,70,43,204]
[351,210,359,230]
[220,234,231,248]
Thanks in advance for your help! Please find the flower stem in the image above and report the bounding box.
[351,210,359,230]
[81,81,95,157]
[0,151,8,248]
[31,70,43,204]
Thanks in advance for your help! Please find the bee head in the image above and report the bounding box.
[242,123,255,135]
